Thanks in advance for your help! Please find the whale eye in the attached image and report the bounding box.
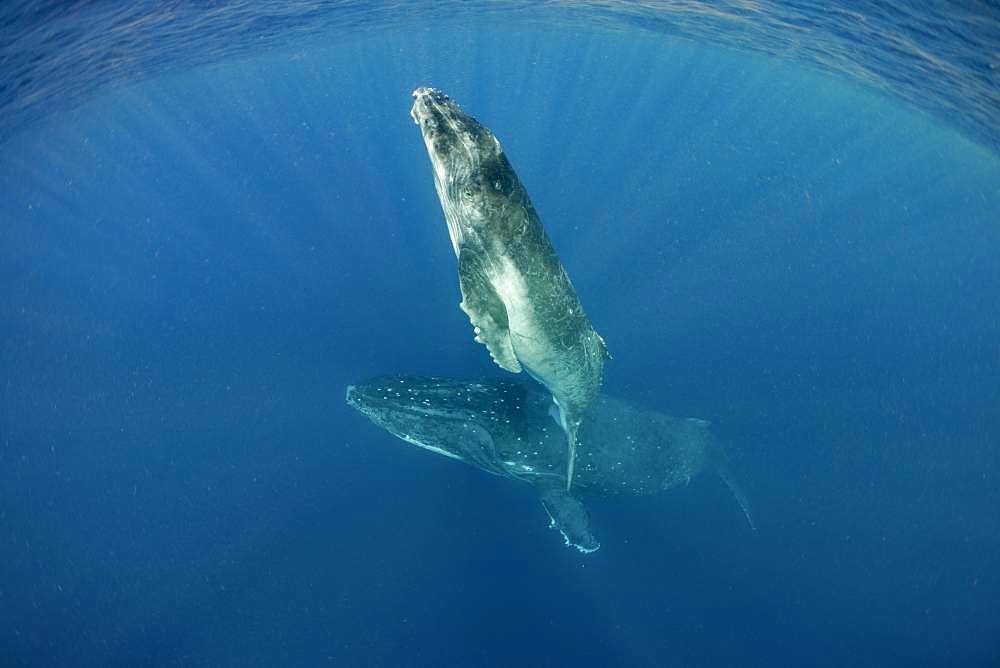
[461,187,474,201]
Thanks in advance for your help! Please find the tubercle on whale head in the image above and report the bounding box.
[411,87,520,253]
[410,87,450,120]
[409,86,504,177]
[346,375,516,422]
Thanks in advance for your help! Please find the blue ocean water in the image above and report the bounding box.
[1,3,999,667]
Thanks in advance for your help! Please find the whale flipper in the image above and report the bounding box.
[458,247,522,374]
[539,487,600,553]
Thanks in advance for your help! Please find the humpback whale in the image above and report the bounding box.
[410,87,608,491]
[346,375,755,553]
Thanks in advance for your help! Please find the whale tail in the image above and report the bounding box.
[566,432,577,491]
[549,401,580,491]
[718,467,756,531]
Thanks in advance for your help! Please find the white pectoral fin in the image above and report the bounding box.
[457,247,522,374]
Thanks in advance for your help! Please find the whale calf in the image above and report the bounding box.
[347,375,755,553]
[410,87,608,490]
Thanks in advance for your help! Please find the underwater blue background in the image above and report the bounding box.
[2,4,999,666]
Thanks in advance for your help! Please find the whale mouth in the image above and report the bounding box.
[345,376,502,464]
[410,87,482,255]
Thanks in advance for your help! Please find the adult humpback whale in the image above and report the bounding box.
[346,375,755,553]
[410,87,608,491]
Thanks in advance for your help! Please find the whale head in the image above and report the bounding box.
[346,375,529,468]
[410,87,522,255]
